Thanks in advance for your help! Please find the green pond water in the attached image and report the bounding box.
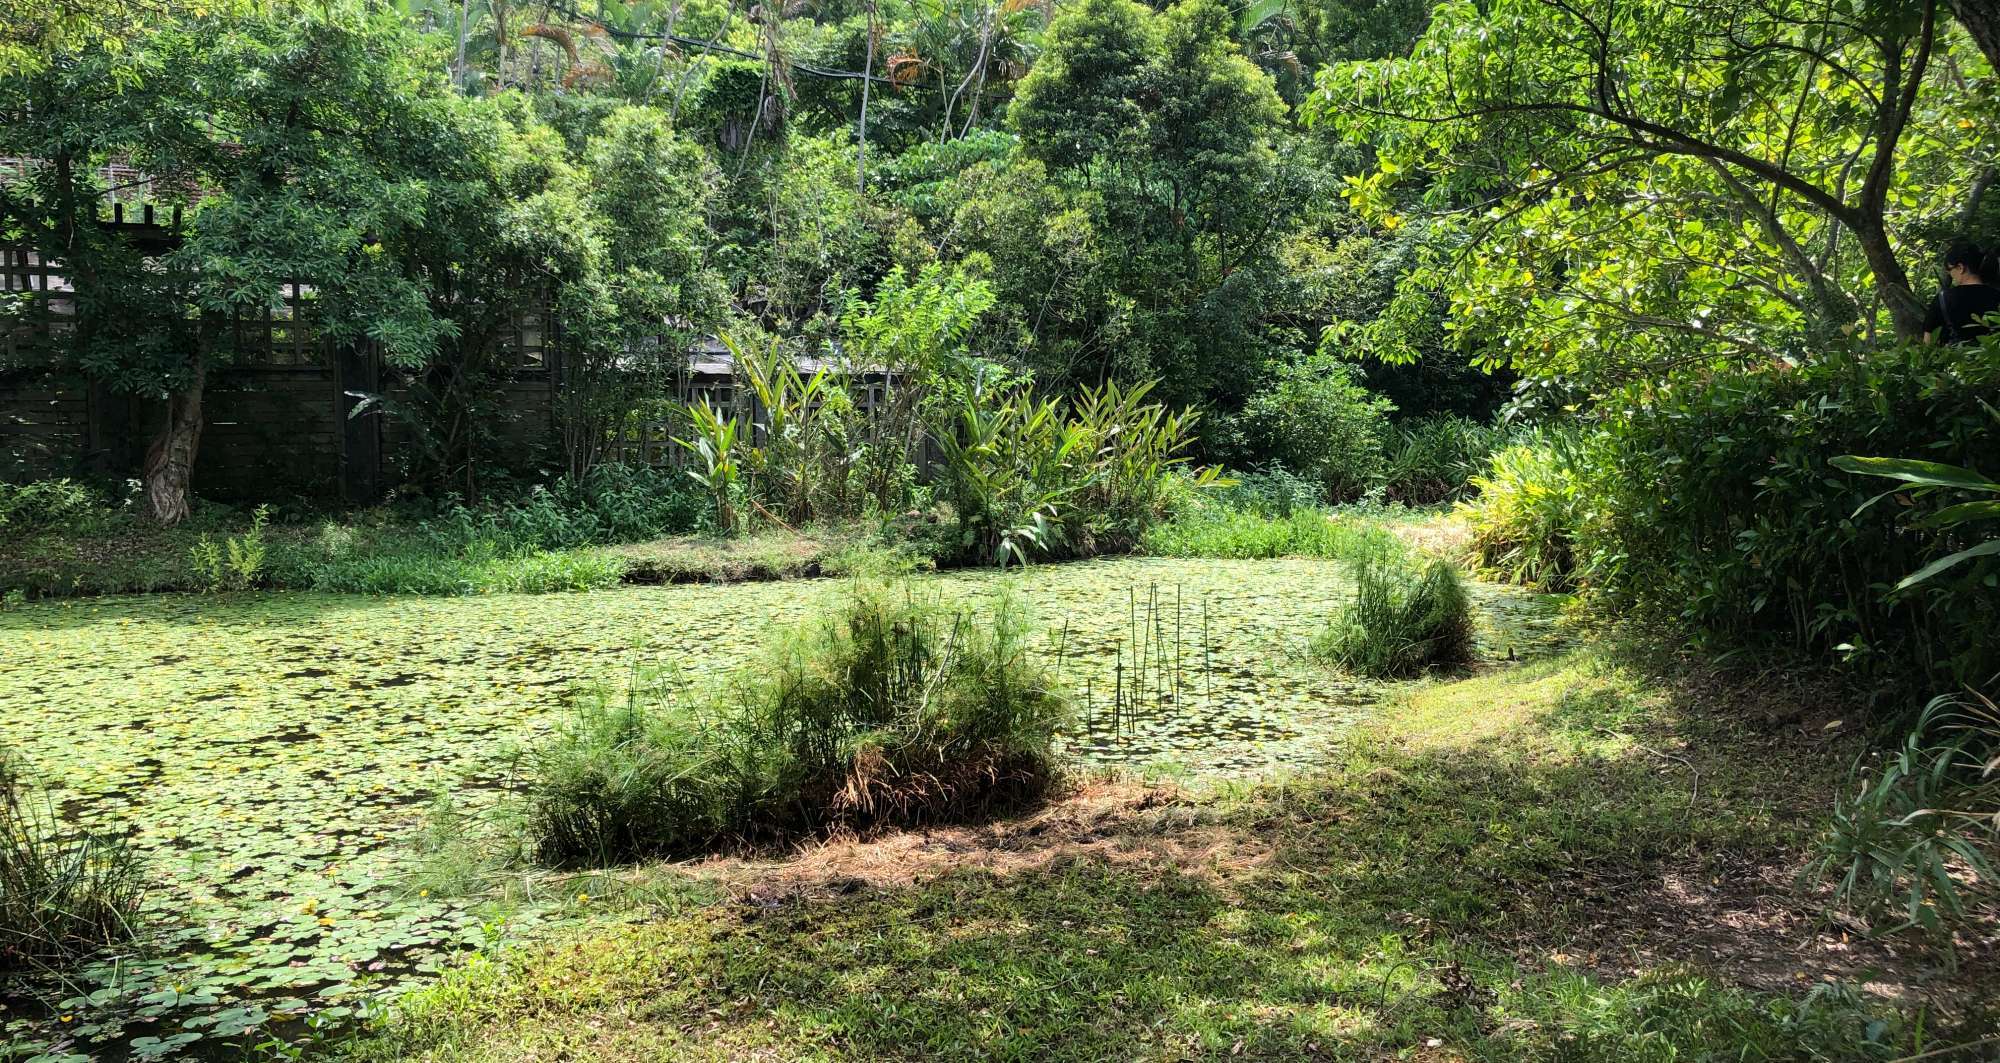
[0,557,1560,1055]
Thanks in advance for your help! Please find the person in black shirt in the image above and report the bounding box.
[1923,242,2000,345]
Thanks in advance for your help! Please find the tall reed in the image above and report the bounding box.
[1312,546,1476,678]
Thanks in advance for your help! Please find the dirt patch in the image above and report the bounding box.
[1527,854,2000,1013]
[677,780,1273,905]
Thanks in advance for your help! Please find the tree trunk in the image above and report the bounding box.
[1853,220,1928,341]
[856,1,876,195]
[1951,0,2000,70]
[142,355,205,525]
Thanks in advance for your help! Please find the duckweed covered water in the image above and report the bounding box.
[0,558,1559,1055]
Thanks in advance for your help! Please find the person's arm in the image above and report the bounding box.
[1922,288,1947,344]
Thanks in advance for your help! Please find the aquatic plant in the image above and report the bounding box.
[1313,548,1475,678]
[0,752,145,971]
[524,583,1072,865]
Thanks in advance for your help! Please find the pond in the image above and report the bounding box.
[0,557,1560,1055]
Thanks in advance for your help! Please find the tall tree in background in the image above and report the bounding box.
[2,9,474,519]
[1009,0,1294,405]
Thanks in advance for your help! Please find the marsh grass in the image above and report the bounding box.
[1312,547,1475,677]
[0,753,145,971]
[1141,506,1399,561]
[525,584,1072,865]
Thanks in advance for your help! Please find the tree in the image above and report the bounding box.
[2,7,461,520]
[1311,0,1988,381]
[1007,0,1296,406]
[0,0,163,77]
[562,104,727,476]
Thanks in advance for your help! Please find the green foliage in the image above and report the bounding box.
[1831,449,2000,591]
[0,478,102,532]
[1232,355,1396,503]
[1004,0,1298,406]
[1206,467,1326,518]
[1817,688,1999,936]
[1458,432,1589,592]
[1141,499,1398,561]
[228,504,270,588]
[1312,546,1475,677]
[524,583,1071,864]
[280,539,628,596]
[932,378,1210,565]
[344,650,1935,1062]
[675,401,746,534]
[188,506,267,592]
[1311,0,1989,369]
[732,333,865,525]
[1,752,145,972]
[1584,347,2000,684]
[1380,415,1507,504]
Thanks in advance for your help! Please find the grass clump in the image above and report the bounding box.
[1312,546,1475,677]
[525,584,1071,866]
[1,753,146,971]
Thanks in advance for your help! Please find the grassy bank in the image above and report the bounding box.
[336,650,1995,1061]
[0,517,891,599]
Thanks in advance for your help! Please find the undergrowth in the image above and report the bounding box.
[1141,505,1398,561]
[337,652,1976,1062]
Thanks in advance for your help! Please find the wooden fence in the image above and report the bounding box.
[2,242,895,501]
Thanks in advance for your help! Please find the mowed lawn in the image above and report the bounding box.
[335,651,1998,1062]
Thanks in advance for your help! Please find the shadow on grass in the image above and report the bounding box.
[342,654,1998,1061]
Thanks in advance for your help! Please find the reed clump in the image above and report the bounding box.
[526,584,1071,866]
[1313,547,1476,678]
[1,752,146,970]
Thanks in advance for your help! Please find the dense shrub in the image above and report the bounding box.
[1458,431,1591,591]
[1312,546,1475,677]
[438,463,709,552]
[1233,356,1396,503]
[1207,466,1325,517]
[1584,345,2000,684]
[0,478,106,532]
[1381,416,1508,504]
[1,753,146,970]
[525,584,1071,865]
[932,379,1206,565]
